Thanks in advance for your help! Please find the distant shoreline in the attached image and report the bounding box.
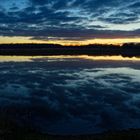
[0,43,140,57]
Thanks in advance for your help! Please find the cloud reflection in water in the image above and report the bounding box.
[0,56,140,135]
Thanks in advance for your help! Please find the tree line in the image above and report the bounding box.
[0,43,139,56]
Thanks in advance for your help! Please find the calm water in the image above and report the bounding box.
[0,55,140,135]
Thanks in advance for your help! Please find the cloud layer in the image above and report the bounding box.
[0,0,140,41]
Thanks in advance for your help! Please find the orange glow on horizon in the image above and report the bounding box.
[0,36,140,45]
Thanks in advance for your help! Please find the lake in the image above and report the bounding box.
[0,55,140,135]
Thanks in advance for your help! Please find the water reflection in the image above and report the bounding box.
[0,55,140,135]
[0,55,140,62]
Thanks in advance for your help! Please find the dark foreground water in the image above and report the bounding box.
[0,55,140,135]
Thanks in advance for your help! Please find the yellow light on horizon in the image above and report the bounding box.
[0,36,140,45]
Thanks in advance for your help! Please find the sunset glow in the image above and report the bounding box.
[0,36,140,45]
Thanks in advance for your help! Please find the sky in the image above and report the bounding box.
[0,0,140,45]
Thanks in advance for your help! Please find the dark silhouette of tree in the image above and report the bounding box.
[0,43,139,56]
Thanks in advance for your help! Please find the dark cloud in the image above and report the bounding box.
[1,25,140,41]
[0,0,140,41]
[30,0,49,5]
[129,2,140,8]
